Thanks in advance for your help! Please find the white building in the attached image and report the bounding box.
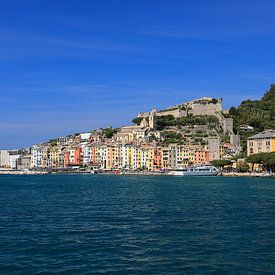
[79,142,90,165]
[80,133,91,141]
[31,145,43,168]
[0,150,9,167]
[8,153,21,169]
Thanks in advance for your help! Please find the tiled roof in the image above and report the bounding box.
[248,129,275,140]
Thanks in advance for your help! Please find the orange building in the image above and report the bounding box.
[64,151,70,168]
[153,147,163,170]
[194,150,209,164]
[73,147,82,165]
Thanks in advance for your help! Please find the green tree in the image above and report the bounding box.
[156,115,175,130]
[229,84,275,153]
[132,117,143,125]
[246,152,275,172]
[211,159,232,168]
[102,127,117,138]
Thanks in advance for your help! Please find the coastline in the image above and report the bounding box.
[0,170,48,175]
[0,170,274,177]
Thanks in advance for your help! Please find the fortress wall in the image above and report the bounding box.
[190,102,222,116]
[138,109,187,118]
[156,109,187,118]
[138,99,222,119]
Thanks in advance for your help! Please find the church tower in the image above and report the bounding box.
[149,109,157,129]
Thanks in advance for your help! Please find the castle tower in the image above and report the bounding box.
[149,109,157,129]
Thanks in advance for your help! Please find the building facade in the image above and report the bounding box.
[247,129,275,156]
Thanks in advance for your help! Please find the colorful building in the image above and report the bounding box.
[247,129,275,156]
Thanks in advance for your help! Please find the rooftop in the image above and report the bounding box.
[248,129,275,140]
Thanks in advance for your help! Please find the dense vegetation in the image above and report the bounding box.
[229,84,275,132]
[162,131,184,144]
[228,84,275,152]
[211,159,232,167]
[101,127,117,138]
[132,117,143,125]
[246,152,275,172]
[156,115,219,130]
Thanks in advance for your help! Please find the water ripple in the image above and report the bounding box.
[0,175,274,274]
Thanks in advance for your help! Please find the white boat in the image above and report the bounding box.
[169,165,219,176]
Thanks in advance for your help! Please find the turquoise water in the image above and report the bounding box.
[0,175,274,274]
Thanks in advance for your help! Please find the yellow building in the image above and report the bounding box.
[50,146,63,168]
[161,147,170,168]
[177,145,195,166]
[145,147,154,171]
[247,129,275,156]
[41,147,49,168]
[122,145,133,169]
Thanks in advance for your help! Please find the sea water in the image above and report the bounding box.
[0,175,274,274]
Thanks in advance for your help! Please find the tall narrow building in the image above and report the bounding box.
[149,109,157,129]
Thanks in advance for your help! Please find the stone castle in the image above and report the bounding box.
[136,97,240,148]
[138,97,222,118]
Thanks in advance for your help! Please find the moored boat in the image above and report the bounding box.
[169,165,218,176]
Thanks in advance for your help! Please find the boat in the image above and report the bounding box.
[169,165,219,176]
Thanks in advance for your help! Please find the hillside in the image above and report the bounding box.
[229,84,275,131]
[229,84,275,151]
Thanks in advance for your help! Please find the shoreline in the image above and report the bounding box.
[0,170,274,177]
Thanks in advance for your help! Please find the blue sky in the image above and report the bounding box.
[0,0,274,149]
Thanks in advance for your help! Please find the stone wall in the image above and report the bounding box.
[138,98,223,119]
[189,102,222,116]
[138,108,187,118]
[156,109,187,118]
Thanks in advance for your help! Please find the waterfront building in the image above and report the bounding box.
[153,147,163,170]
[73,147,83,165]
[98,145,107,169]
[168,145,177,168]
[80,142,90,165]
[51,146,64,168]
[63,146,82,168]
[16,155,31,170]
[8,151,21,169]
[194,149,209,164]
[41,146,49,168]
[31,145,43,168]
[161,146,170,169]
[247,129,275,156]
[64,150,70,168]
[47,147,59,168]
[0,150,9,167]
[176,145,194,167]
[145,146,154,171]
